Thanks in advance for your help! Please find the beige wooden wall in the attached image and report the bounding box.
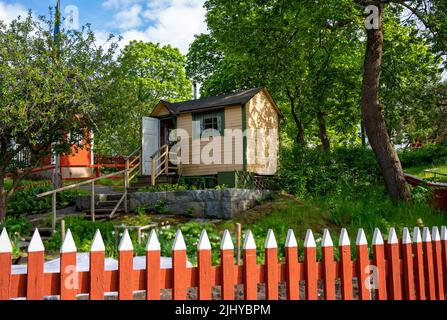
[176,105,244,176]
[246,91,279,175]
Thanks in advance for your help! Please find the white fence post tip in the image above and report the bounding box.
[304,229,316,248]
[339,228,350,246]
[422,227,432,242]
[146,229,160,251]
[441,226,447,241]
[220,230,234,250]
[119,229,133,251]
[402,228,412,245]
[28,229,45,253]
[432,226,440,241]
[372,228,384,245]
[413,227,422,243]
[243,230,256,250]
[264,229,277,249]
[0,228,12,253]
[198,230,212,250]
[356,229,367,246]
[172,230,187,251]
[388,228,398,244]
[322,229,333,247]
[285,229,297,248]
[61,229,77,253]
[90,229,105,252]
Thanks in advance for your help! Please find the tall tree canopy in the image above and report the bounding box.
[0,13,117,221]
[95,41,192,155]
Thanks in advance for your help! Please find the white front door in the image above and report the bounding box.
[142,117,160,176]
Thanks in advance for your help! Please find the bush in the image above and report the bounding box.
[7,186,88,217]
[279,145,381,198]
[399,143,447,167]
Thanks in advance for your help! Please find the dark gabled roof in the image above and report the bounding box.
[160,87,264,114]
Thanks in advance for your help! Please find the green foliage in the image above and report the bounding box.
[95,41,192,156]
[6,186,87,217]
[279,145,380,198]
[399,143,447,167]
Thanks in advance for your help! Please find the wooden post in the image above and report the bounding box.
[27,229,45,300]
[413,227,426,300]
[422,227,436,300]
[172,230,187,300]
[356,229,371,300]
[372,228,387,300]
[387,228,402,300]
[164,145,169,175]
[243,230,257,300]
[441,226,447,298]
[61,220,66,243]
[52,192,57,234]
[198,230,212,300]
[285,229,299,300]
[339,228,353,300]
[124,159,129,214]
[0,229,12,300]
[146,230,161,300]
[431,227,444,300]
[304,229,317,300]
[60,229,77,300]
[90,230,105,300]
[236,223,242,266]
[118,230,134,300]
[91,181,95,222]
[151,157,156,186]
[221,230,235,300]
[265,229,279,300]
[402,228,415,300]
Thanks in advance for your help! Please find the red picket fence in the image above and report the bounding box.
[0,226,446,300]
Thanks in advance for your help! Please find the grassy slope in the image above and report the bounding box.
[405,164,447,182]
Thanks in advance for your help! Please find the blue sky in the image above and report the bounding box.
[0,0,207,53]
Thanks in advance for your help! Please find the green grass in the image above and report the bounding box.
[405,164,447,182]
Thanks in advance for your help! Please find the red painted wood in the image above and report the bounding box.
[442,237,447,298]
[304,247,317,300]
[60,252,77,300]
[27,251,45,300]
[118,250,133,300]
[198,248,212,300]
[243,248,257,300]
[221,249,235,300]
[285,246,299,300]
[372,243,387,300]
[339,244,353,300]
[265,247,278,300]
[146,250,161,300]
[89,250,105,300]
[173,249,187,300]
[0,252,11,300]
[423,241,436,300]
[402,242,415,300]
[322,246,335,300]
[387,241,402,300]
[413,241,426,300]
[432,239,445,300]
[356,244,371,300]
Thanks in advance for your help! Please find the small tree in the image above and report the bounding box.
[0,13,118,221]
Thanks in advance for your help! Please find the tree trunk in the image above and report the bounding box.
[287,87,306,146]
[361,4,411,202]
[0,173,6,223]
[317,111,330,152]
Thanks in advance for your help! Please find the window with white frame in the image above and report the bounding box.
[193,111,224,139]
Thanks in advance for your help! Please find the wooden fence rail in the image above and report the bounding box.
[0,226,446,300]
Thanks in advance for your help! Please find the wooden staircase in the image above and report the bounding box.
[85,194,127,221]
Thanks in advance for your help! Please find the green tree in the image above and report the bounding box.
[95,41,192,155]
[0,13,118,221]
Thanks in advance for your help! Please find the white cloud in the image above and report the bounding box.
[102,0,208,54]
[0,1,28,25]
